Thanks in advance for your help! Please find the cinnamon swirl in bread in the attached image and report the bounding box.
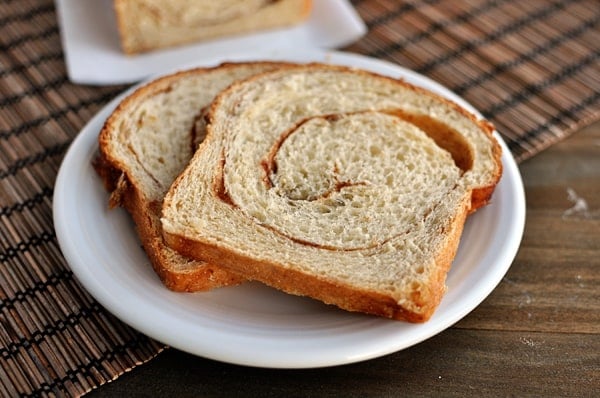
[161,64,502,321]
[95,62,289,291]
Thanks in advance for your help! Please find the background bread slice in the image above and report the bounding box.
[114,0,312,54]
[161,64,502,320]
[95,62,289,291]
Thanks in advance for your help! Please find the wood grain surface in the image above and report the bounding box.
[87,121,600,397]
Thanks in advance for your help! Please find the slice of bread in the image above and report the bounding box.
[161,64,502,321]
[114,0,312,54]
[95,62,289,291]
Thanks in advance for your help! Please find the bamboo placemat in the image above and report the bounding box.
[0,2,165,397]
[0,0,598,396]
[348,0,600,161]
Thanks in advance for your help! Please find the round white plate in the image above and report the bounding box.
[53,49,525,369]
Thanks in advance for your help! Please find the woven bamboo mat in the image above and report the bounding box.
[348,0,600,161]
[0,0,598,396]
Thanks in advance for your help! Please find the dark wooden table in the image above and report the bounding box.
[87,121,600,397]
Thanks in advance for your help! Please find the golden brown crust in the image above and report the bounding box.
[163,193,469,322]
[122,172,244,291]
[94,149,244,291]
[164,231,422,322]
[91,152,121,200]
[163,178,472,321]
[466,119,503,212]
[299,0,313,19]
[427,194,470,315]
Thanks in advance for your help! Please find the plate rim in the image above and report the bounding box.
[53,48,526,368]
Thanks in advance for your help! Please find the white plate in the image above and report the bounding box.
[53,49,525,369]
[55,0,366,85]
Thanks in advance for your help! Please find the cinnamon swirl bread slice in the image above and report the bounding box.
[115,0,312,54]
[161,64,502,321]
[95,62,288,291]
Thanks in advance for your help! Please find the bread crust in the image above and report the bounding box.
[93,151,244,291]
[163,192,470,322]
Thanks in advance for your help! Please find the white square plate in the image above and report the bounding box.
[55,0,367,85]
